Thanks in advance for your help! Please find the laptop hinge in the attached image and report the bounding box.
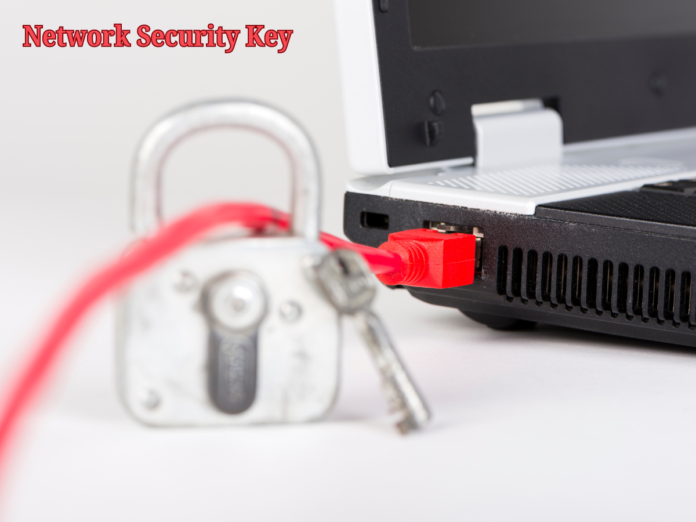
[472,99,563,169]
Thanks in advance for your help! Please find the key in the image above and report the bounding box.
[312,249,431,434]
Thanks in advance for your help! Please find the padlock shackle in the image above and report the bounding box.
[130,100,321,240]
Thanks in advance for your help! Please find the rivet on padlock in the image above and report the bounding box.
[116,100,340,426]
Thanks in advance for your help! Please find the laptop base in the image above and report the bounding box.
[345,191,696,348]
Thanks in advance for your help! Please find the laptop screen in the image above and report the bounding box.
[408,0,696,49]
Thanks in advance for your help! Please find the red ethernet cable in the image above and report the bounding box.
[0,202,401,495]
[0,201,476,502]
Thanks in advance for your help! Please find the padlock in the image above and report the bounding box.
[116,100,340,426]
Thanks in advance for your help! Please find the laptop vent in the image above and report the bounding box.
[496,246,693,328]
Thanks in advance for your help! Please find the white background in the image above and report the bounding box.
[3,1,696,521]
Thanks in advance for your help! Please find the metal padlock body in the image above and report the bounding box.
[118,236,339,426]
[116,100,340,426]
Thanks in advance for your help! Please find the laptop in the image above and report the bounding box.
[333,0,696,346]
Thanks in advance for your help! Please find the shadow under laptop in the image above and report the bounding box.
[498,321,696,357]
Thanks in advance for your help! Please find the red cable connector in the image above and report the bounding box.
[376,229,477,289]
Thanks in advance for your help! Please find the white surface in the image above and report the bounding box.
[347,126,696,214]
[3,1,696,521]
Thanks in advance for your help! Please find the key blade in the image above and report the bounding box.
[354,310,432,433]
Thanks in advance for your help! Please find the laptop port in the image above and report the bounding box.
[423,221,484,273]
[360,211,389,230]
